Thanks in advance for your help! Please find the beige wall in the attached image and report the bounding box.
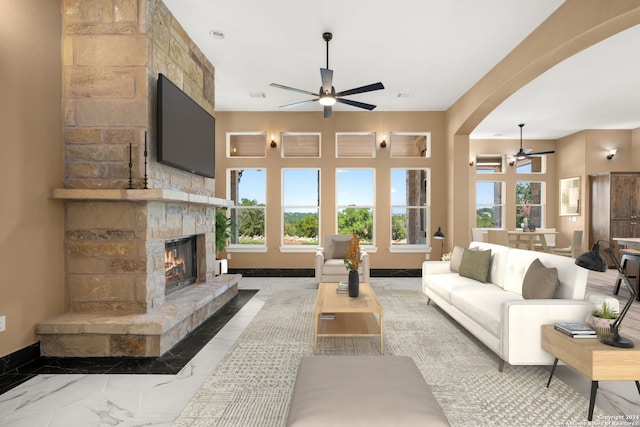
[0,0,64,356]
[215,111,446,269]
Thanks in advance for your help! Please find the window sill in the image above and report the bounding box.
[389,245,431,254]
[226,245,268,253]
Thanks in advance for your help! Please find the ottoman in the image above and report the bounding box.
[286,355,450,426]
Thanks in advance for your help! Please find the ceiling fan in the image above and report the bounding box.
[270,32,385,118]
[512,123,555,160]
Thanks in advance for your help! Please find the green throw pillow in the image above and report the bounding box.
[450,246,478,273]
[522,258,559,299]
[458,248,492,283]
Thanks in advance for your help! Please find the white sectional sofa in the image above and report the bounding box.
[422,242,617,370]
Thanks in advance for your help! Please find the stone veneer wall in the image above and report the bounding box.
[63,0,215,195]
[60,0,219,314]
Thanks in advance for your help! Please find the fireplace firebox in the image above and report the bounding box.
[165,236,197,295]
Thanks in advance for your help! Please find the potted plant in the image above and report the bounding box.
[590,301,619,336]
[215,208,234,275]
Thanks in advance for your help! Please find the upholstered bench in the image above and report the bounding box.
[286,355,450,426]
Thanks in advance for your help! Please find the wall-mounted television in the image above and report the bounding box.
[157,73,215,178]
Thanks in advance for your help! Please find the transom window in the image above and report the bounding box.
[390,132,430,158]
[281,132,320,158]
[227,132,266,157]
[336,132,376,158]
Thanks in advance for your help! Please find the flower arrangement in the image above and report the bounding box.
[441,252,453,261]
[519,202,532,217]
[344,231,361,272]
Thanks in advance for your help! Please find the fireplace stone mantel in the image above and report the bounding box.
[51,188,234,207]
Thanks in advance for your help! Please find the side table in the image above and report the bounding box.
[541,325,640,420]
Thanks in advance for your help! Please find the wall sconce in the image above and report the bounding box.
[607,149,617,160]
[508,158,516,166]
[469,159,474,166]
[380,135,387,148]
[270,139,277,148]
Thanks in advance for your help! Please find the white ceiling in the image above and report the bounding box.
[163,0,640,140]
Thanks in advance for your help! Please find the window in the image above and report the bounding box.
[227,132,266,157]
[391,168,430,247]
[516,157,544,173]
[281,132,320,157]
[227,169,266,246]
[336,132,376,158]
[282,169,319,246]
[516,181,544,228]
[476,181,504,228]
[336,169,374,245]
[475,154,504,174]
[390,132,430,158]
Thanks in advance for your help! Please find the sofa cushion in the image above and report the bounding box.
[522,258,558,299]
[458,248,492,283]
[450,287,523,337]
[322,258,348,275]
[424,273,487,304]
[449,246,464,272]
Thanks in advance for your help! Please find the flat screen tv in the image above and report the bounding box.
[157,73,215,178]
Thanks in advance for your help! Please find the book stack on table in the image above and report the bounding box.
[337,282,349,294]
[554,322,597,339]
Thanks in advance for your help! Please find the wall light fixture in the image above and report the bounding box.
[607,149,617,160]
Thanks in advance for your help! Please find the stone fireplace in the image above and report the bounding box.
[35,0,238,357]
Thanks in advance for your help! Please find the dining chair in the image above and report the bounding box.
[471,228,485,242]
[551,230,583,258]
[533,228,556,251]
[487,229,509,246]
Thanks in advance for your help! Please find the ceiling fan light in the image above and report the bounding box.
[319,95,336,106]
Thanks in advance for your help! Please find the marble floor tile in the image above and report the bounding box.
[0,277,639,426]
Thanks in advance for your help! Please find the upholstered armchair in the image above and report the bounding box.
[315,234,370,284]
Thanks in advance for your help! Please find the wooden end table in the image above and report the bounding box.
[314,282,384,354]
[541,324,640,420]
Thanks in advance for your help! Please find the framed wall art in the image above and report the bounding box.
[559,177,580,216]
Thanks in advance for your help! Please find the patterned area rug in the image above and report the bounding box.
[174,289,604,426]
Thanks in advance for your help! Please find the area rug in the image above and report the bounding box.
[173,289,604,426]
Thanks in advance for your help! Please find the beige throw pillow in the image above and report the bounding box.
[330,239,351,259]
[458,248,492,283]
[522,258,559,299]
[449,246,465,272]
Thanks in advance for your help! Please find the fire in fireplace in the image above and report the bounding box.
[165,236,197,295]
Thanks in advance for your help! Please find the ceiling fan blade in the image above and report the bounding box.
[320,68,333,93]
[270,83,318,97]
[336,82,385,97]
[324,105,333,118]
[279,99,318,109]
[336,97,377,111]
[528,150,555,156]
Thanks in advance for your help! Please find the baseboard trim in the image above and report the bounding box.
[228,268,421,278]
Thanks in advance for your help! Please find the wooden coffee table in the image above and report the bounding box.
[314,282,384,354]
[541,325,640,420]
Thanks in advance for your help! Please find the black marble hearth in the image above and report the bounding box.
[0,290,257,396]
[229,268,421,277]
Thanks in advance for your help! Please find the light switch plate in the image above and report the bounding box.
[0,316,5,332]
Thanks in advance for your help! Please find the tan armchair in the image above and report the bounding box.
[315,234,370,284]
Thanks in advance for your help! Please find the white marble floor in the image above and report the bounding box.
[0,277,639,426]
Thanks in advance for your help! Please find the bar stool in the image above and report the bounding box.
[615,249,640,299]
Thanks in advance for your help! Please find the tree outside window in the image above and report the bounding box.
[516,181,543,228]
[283,169,319,245]
[228,169,266,245]
[391,168,429,245]
[337,169,374,244]
[476,181,504,228]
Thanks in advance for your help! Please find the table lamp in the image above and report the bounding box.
[575,240,635,348]
[433,226,445,260]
